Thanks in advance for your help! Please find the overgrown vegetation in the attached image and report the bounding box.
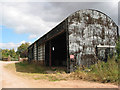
[71,56,119,84]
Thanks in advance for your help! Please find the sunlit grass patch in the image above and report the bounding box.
[4,61,68,81]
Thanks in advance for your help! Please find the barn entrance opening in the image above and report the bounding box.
[51,32,67,67]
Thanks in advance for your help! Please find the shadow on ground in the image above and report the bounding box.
[15,61,66,74]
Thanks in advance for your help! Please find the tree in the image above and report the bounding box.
[1,49,17,58]
[9,49,16,58]
[2,49,9,58]
[17,42,30,58]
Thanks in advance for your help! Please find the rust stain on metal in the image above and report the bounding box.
[68,9,118,66]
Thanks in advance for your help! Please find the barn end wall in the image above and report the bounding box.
[68,9,118,67]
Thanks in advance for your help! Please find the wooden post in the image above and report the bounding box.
[49,41,51,66]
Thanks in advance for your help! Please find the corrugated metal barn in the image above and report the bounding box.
[28,9,119,72]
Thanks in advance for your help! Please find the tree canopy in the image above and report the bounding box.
[17,42,30,58]
[1,42,30,59]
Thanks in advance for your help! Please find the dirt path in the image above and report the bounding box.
[0,61,118,88]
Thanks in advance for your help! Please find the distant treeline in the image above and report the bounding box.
[0,42,30,60]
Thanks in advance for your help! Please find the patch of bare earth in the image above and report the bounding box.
[0,61,118,88]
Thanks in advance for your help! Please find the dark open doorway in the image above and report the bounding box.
[51,32,67,66]
[45,32,67,67]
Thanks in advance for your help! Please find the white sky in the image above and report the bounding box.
[0,0,119,50]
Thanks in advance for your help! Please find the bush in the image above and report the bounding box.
[90,56,118,83]
[71,56,118,84]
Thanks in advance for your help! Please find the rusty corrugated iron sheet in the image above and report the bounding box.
[68,9,118,66]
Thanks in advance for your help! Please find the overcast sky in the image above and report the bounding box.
[0,0,119,50]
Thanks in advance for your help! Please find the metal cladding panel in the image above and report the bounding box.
[38,44,45,61]
[34,43,37,60]
[68,9,118,66]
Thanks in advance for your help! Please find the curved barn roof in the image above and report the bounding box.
[28,9,118,48]
[68,9,117,26]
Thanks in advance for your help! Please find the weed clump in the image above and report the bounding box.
[71,56,119,84]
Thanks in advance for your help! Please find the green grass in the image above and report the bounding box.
[15,61,47,73]
[15,61,66,74]
[71,56,119,84]
[4,61,68,81]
